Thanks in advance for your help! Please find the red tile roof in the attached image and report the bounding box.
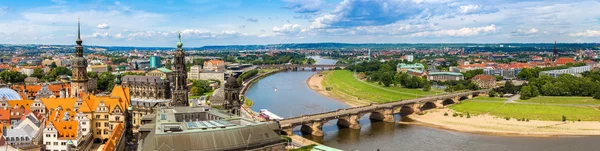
[472,74,496,81]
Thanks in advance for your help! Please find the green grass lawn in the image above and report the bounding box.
[323,70,438,103]
[517,96,600,105]
[450,99,600,121]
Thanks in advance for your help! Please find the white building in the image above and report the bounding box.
[5,113,43,147]
[540,65,591,78]
[406,55,414,62]
[43,110,92,151]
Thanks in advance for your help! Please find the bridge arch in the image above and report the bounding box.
[459,95,470,101]
[369,111,386,121]
[442,98,456,106]
[399,105,415,116]
[421,101,437,110]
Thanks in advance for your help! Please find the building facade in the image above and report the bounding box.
[149,56,161,69]
[120,75,171,132]
[472,74,497,89]
[203,60,225,72]
[540,65,591,78]
[396,63,425,73]
[427,72,465,81]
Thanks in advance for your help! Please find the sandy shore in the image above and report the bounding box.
[306,72,370,107]
[407,108,600,137]
[307,72,600,137]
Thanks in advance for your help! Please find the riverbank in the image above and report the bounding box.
[306,72,369,107]
[309,71,600,137]
[407,108,600,137]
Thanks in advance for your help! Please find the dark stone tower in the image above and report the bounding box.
[171,33,188,106]
[71,18,88,96]
[224,76,241,115]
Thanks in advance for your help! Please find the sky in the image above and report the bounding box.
[1,0,600,47]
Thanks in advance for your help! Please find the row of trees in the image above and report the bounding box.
[237,70,259,85]
[520,71,600,100]
[437,80,480,92]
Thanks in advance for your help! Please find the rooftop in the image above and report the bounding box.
[397,63,425,69]
[428,72,464,76]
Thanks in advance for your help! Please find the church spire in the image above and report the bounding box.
[75,18,83,57]
[176,32,183,48]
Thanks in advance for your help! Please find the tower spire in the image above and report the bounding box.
[176,32,183,48]
[77,17,81,40]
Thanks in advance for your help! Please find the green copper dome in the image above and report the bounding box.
[176,32,183,48]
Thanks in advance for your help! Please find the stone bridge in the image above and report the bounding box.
[278,90,488,136]
[257,64,346,71]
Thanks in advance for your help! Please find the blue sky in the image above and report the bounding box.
[1,0,600,47]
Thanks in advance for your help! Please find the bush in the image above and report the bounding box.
[452,113,458,117]
[526,119,529,122]
[488,90,497,97]
[505,117,510,120]
[562,115,567,122]
[578,119,581,122]
[444,112,448,116]
[517,118,521,121]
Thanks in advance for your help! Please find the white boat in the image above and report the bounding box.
[274,88,278,92]
[259,109,283,120]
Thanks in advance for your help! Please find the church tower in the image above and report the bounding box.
[71,18,88,97]
[171,32,188,106]
[224,76,241,115]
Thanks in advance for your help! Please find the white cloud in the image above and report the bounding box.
[568,30,600,37]
[96,23,110,29]
[273,24,305,34]
[459,5,481,14]
[282,0,323,14]
[409,24,497,37]
[511,28,540,36]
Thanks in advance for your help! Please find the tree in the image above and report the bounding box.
[107,65,113,72]
[30,68,45,79]
[165,62,172,69]
[87,72,99,79]
[504,80,516,94]
[423,82,431,92]
[0,70,27,83]
[306,58,316,65]
[467,82,480,90]
[463,69,484,79]
[97,71,116,91]
[49,62,58,68]
[594,91,600,100]
[190,87,203,96]
[380,72,393,87]
[489,90,497,97]
[519,85,536,100]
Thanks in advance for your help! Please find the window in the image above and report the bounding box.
[61,142,66,146]
[105,115,109,119]
[116,117,120,121]
[104,130,108,135]
[96,115,100,119]
[53,142,58,145]
[96,122,100,127]
[97,130,101,135]
[83,128,87,131]
[104,122,109,127]
[82,122,86,125]
[46,142,50,145]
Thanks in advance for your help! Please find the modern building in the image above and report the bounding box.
[149,56,161,69]
[136,106,286,151]
[396,63,425,73]
[540,65,591,78]
[405,55,414,62]
[427,72,465,81]
[132,60,151,70]
[472,74,497,89]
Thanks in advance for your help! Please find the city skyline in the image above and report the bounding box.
[1,0,600,47]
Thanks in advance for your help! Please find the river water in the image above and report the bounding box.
[245,56,600,151]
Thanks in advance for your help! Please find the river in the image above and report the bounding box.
[245,56,600,151]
